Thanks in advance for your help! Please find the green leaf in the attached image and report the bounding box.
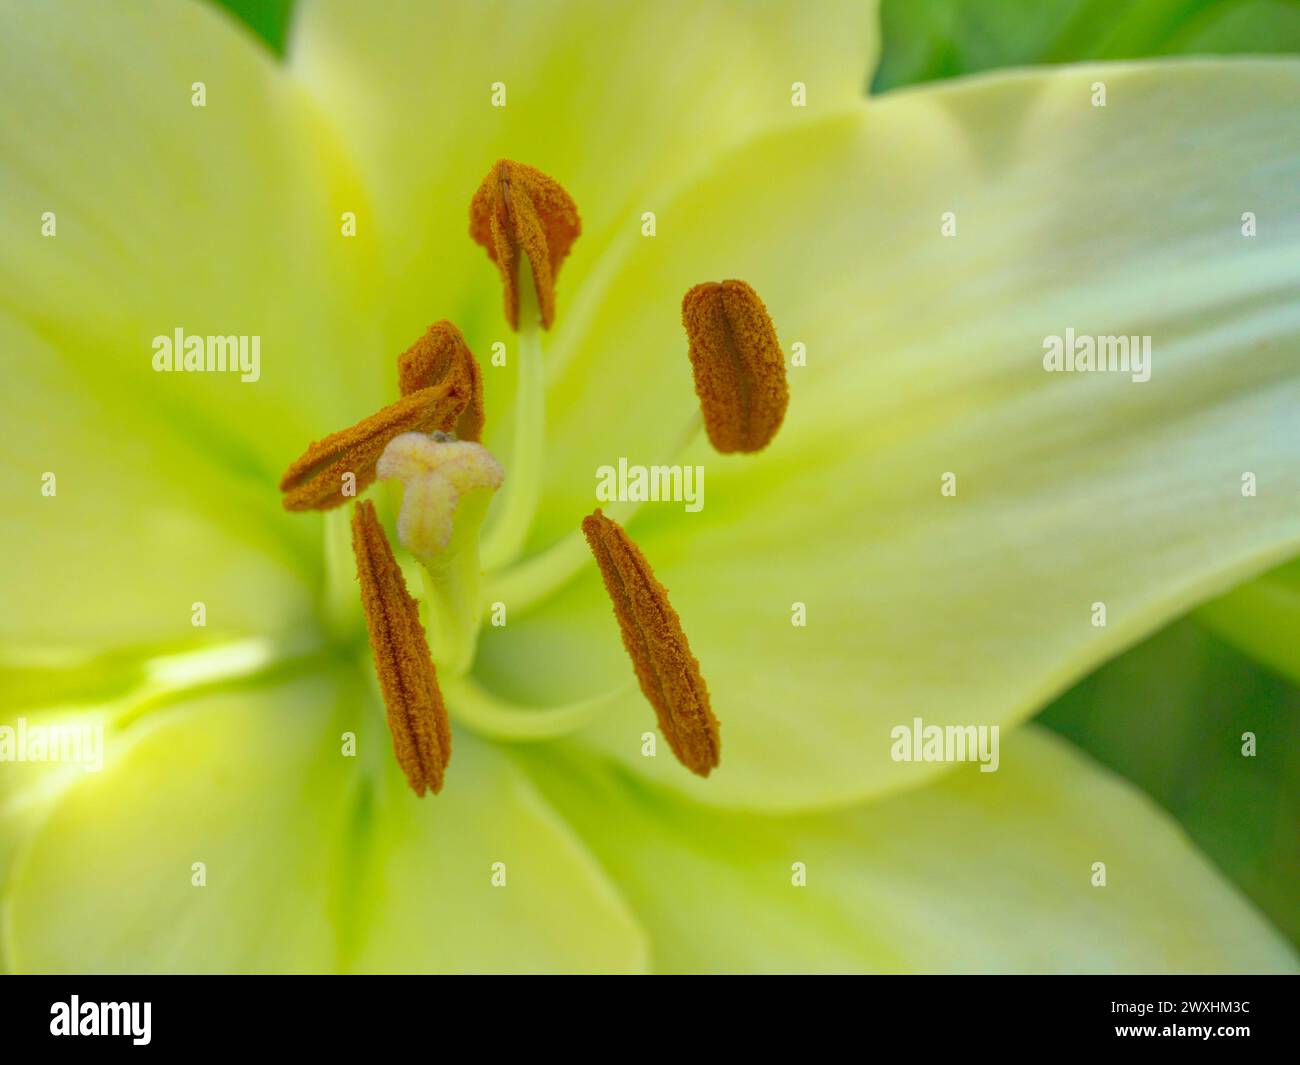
[1039,617,1300,948]
[874,0,1300,92]
[210,0,296,57]
[1195,557,1300,684]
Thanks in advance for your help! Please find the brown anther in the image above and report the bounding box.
[469,159,581,330]
[682,280,789,453]
[397,321,485,441]
[351,499,451,796]
[581,509,720,777]
[279,380,468,511]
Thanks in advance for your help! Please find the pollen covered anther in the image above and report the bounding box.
[469,159,581,330]
[397,321,485,442]
[279,380,468,511]
[682,279,789,453]
[351,499,451,796]
[581,508,720,777]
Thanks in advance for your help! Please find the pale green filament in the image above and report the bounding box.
[441,673,632,742]
[485,409,704,617]
[484,497,635,614]
[481,256,545,571]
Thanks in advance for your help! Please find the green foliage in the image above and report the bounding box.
[1197,558,1300,687]
[211,0,294,56]
[211,1,1300,81]
[1039,620,1300,946]
[874,0,1300,91]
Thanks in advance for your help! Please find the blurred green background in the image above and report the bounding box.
[210,0,1300,948]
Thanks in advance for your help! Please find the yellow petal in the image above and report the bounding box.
[0,0,385,649]
[484,60,1300,809]
[350,733,646,973]
[0,0,385,470]
[3,671,647,973]
[520,728,1298,973]
[0,316,315,653]
[289,0,879,398]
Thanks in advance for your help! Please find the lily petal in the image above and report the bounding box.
[3,673,348,972]
[289,0,879,402]
[3,672,647,973]
[519,727,1299,973]
[0,316,317,653]
[0,0,391,650]
[0,701,115,926]
[350,728,647,973]
[484,61,1300,809]
[0,0,385,486]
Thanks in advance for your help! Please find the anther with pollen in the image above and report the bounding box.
[279,322,484,511]
[397,320,484,441]
[682,279,789,453]
[470,159,581,330]
[582,508,720,777]
[351,499,452,796]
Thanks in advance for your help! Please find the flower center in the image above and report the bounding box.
[275,159,790,796]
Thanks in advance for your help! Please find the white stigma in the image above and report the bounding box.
[377,433,504,558]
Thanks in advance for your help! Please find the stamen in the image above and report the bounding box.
[279,381,469,511]
[350,499,451,796]
[479,256,544,570]
[397,321,485,442]
[469,159,581,330]
[581,509,720,776]
[681,280,789,453]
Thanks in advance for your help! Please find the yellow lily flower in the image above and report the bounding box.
[1,0,1296,972]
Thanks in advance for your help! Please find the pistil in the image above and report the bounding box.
[377,432,504,675]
